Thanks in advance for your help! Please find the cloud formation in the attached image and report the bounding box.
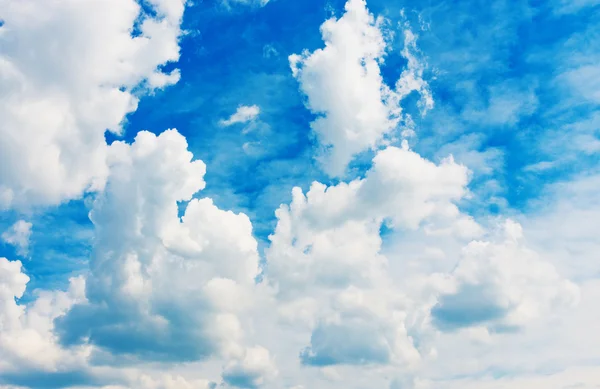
[0,0,595,388]
[0,0,186,210]
[56,130,268,367]
[289,0,432,177]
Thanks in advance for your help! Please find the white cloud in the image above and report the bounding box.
[0,0,186,210]
[0,257,88,375]
[0,129,276,388]
[222,346,277,388]
[289,0,432,177]
[396,29,434,115]
[2,220,32,256]
[55,129,267,365]
[265,143,476,369]
[431,219,579,332]
[220,105,261,126]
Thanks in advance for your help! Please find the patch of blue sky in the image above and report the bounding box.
[363,0,600,216]
[123,0,348,244]
[0,200,93,302]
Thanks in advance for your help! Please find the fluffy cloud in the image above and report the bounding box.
[289,0,432,176]
[2,220,32,256]
[265,143,474,369]
[0,257,89,382]
[56,130,268,368]
[0,0,186,210]
[431,219,579,332]
[0,129,275,388]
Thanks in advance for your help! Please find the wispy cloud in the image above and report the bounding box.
[2,220,32,256]
[220,105,261,126]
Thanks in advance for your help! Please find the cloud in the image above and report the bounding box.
[461,82,538,127]
[222,346,277,389]
[2,220,32,256]
[300,321,394,366]
[130,374,217,389]
[0,257,92,387]
[55,129,266,366]
[220,105,261,126]
[560,65,600,105]
[395,29,434,115]
[289,0,432,176]
[431,220,579,332]
[0,0,186,210]
[265,142,476,368]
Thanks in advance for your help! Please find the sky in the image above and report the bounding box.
[0,0,600,388]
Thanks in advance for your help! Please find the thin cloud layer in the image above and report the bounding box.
[2,220,32,256]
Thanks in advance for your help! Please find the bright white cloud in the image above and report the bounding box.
[0,257,88,376]
[220,105,261,126]
[56,129,267,364]
[0,129,275,388]
[396,29,433,115]
[265,143,476,370]
[0,0,186,210]
[289,0,432,177]
[2,220,32,256]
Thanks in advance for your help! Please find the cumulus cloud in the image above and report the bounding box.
[0,257,90,385]
[265,143,475,368]
[264,0,579,376]
[0,0,186,210]
[0,129,275,388]
[431,220,579,332]
[289,0,432,176]
[2,220,32,256]
[55,130,267,367]
[220,105,261,126]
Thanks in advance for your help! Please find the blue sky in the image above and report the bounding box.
[1,0,600,388]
